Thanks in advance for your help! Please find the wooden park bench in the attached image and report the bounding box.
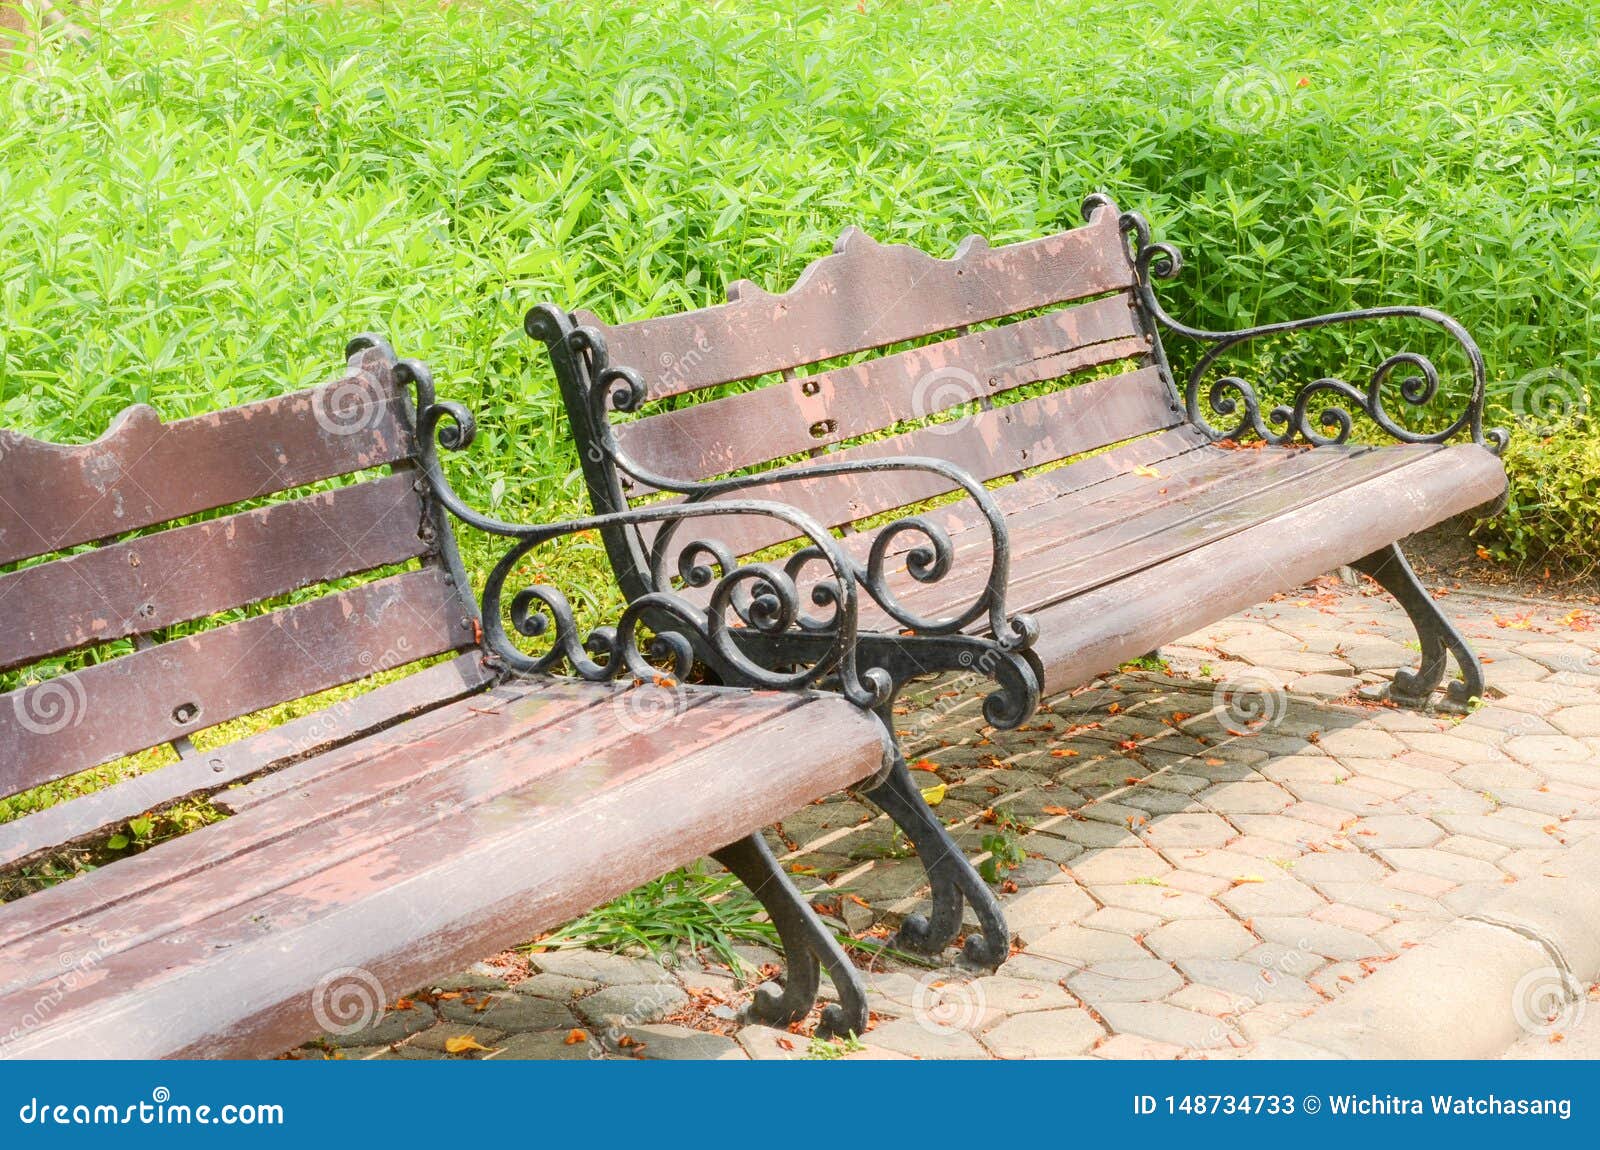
[0,338,897,1058]
[529,192,1511,965]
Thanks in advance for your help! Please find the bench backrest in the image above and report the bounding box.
[0,342,480,814]
[569,201,1183,561]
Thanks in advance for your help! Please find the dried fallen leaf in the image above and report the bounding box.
[1133,464,1162,478]
[445,1035,492,1054]
[563,1028,589,1046]
[909,758,940,772]
[920,782,948,806]
[1041,805,1074,816]
[1050,748,1080,758]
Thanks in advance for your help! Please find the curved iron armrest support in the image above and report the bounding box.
[524,304,1037,655]
[1086,194,1509,454]
[378,345,893,711]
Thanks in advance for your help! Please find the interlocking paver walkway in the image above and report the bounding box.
[304,574,1600,1060]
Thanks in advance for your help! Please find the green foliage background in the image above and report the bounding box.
[3,0,1599,570]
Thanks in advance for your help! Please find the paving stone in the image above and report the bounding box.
[1433,812,1563,849]
[1349,814,1444,848]
[512,973,596,1001]
[1309,901,1393,936]
[1029,925,1151,965]
[1176,959,1320,1005]
[1240,942,1325,979]
[965,975,1077,1015]
[490,1030,600,1060]
[862,1017,991,1059]
[1093,1033,1187,1059]
[1314,727,1408,758]
[1069,847,1173,884]
[1088,883,1227,921]
[1143,917,1258,960]
[440,992,576,1032]
[1406,781,1504,817]
[1096,1002,1241,1051]
[326,1003,438,1048]
[624,1023,745,1060]
[1377,847,1506,884]
[1066,960,1183,1005]
[1196,781,1295,815]
[981,1008,1105,1057]
[1003,882,1097,941]
[531,950,677,986]
[577,983,690,1027]
[1504,734,1592,766]
[1229,813,1344,848]
[1253,917,1390,961]
[1080,906,1162,936]
[1217,877,1324,918]
[1291,851,1388,885]
[1549,704,1600,737]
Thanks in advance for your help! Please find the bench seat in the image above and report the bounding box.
[849,438,1507,696]
[0,677,885,1059]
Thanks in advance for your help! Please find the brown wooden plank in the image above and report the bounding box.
[1026,444,1509,696]
[577,210,1134,399]
[0,567,475,800]
[615,294,1144,482]
[868,445,1427,629]
[0,348,412,567]
[0,472,430,674]
[643,365,1182,558]
[0,653,495,872]
[0,695,886,1058]
[0,675,654,956]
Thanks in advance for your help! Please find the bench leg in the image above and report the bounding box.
[862,748,1012,970]
[1351,543,1484,708]
[710,833,868,1039]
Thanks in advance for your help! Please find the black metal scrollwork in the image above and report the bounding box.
[523,304,1042,729]
[346,335,891,710]
[1082,193,1508,454]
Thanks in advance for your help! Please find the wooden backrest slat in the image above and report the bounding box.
[577,208,1133,400]
[0,567,474,800]
[0,653,494,872]
[0,346,412,567]
[615,293,1144,485]
[644,364,1181,559]
[0,471,429,674]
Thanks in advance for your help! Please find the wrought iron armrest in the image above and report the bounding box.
[379,345,892,711]
[525,306,1036,656]
[1090,195,1509,453]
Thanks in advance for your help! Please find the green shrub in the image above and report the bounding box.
[1473,416,1600,571]
[2,0,1596,569]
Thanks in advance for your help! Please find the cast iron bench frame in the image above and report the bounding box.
[0,338,901,1057]
[531,192,1512,968]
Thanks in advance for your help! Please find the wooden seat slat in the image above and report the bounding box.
[0,694,884,1059]
[0,682,750,978]
[858,444,1433,631]
[0,471,429,673]
[0,567,475,798]
[1025,444,1509,696]
[0,652,494,872]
